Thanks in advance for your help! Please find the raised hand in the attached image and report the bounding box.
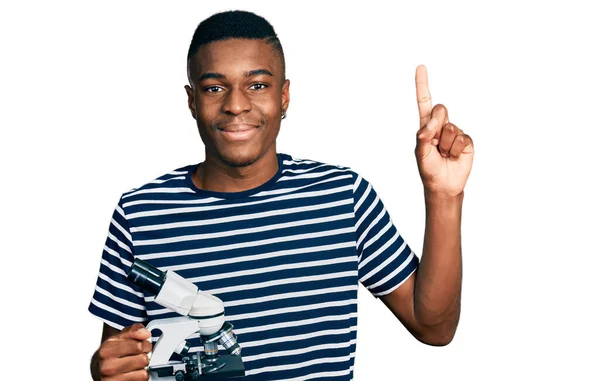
[415,65,474,196]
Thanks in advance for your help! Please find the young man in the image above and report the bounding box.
[89,10,474,381]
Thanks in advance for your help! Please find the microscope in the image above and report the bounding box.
[127,258,245,380]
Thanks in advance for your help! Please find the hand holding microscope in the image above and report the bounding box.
[126,258,245,380]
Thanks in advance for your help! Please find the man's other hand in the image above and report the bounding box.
[96,323,152,381]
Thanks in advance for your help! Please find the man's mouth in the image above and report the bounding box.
[217,124,259,141]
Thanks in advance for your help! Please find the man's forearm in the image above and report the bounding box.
[413,191,463,343]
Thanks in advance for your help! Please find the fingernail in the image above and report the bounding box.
[426,118,438,131]
[137,328,149,335]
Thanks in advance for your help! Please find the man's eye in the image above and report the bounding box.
[205,86,223,93]
[250,84,267,90]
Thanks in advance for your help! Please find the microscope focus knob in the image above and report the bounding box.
[191,370,201,380]
[174,370,185,381]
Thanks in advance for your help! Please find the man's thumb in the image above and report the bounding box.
[117,323,151,341]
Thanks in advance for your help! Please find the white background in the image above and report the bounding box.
[1,1,599,380]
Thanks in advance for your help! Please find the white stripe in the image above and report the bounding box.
[226,299,357,321]
[354,194,379,232]
[116,204,126,219]
[148,176,185,184]
[136,213,354,246]
[154,314,359,349]
[353,182,370,213]
[373,266,418,296]
[252,174,352,197]
[147,311,357,336]
[281,163,329,174]
[94,285,146,311]
[98,272,144,298]
[189,256,357,284]
[103,245,132,268]
[111,218,132,245]
[361,243,414,290]
[149,296,356,323]
[367,251,415,290]
[354,184,371,212]
[107,231,132,254]
[90,299,146,323]
[283,159,317,165]
[123,187,195,199]
[223,285,357,308]
[244,338,356,362]
[123,174,351,208]
[362,219,393,252]
[278,167,351,181]
[241,327,355,350]
[356,207,386,250]
[128,184,353,220]
[123,196,221,208]
[161,241,356,273]
[101,258,127,277]
[357,229,400,270]
[245,353,354,376]
[138,227,355,260]
[185,326,357,355]
[352,174,362,193]
[236,312,357,335]
[147,285,359,312]
[209,271,357,296]
[278,369,353,381]
[360,239,406,281]
[131,199,352,233]
[161,241,354,271]
[146,275,358,316]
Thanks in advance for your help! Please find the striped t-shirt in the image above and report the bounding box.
[88,152,419,381]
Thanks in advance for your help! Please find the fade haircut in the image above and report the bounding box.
[187,10,285,82]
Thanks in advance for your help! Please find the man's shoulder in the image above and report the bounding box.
[280,153,356,176]
[119,163,195,200]
[280,153,365,187]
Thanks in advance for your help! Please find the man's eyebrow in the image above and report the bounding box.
[246,69,273,77]
[198,72,225,81]
[198,69,273,82]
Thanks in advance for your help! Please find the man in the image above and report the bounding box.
[89,10,474,381]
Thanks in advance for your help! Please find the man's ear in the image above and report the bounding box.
[184,85,196,119]
[281,79,290,116]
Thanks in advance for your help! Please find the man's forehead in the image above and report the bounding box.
[193,38,279,73]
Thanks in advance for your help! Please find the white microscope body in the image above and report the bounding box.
[127,258,244,380]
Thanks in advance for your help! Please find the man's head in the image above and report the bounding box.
[185,10,290,168]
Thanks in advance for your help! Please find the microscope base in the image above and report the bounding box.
[149,355,245,380]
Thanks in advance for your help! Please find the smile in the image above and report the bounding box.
[217,125,259,141]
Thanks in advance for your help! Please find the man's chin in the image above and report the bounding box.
[218,151,261,168]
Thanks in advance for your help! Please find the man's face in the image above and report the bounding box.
[185,39,290,167]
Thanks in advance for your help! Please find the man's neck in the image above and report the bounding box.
[192,151,279,194]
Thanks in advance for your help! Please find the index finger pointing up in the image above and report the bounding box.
[416,65,432,128]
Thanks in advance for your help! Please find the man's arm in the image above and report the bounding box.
[380,65,473,346]
[381,191,463,346]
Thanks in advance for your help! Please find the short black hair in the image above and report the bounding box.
[187,10,285,80]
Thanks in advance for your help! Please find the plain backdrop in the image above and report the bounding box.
[1,1,599,380]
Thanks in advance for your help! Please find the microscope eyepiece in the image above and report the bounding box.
[127,258,166,295]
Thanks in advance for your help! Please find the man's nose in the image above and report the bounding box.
[222,88,252,115]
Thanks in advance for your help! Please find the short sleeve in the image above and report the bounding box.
[352,172,419,297]
[88,195,148,330]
